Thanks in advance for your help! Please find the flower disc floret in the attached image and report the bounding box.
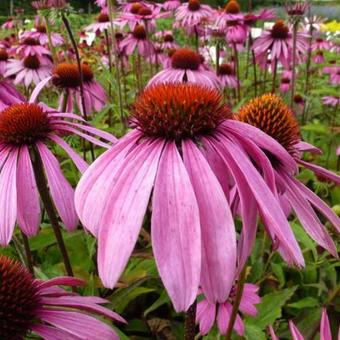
[225,0,240,14]
[132,25,147,40]
[132,83,232,140]
[0,48,8,61]
[218,63,234,75]
[0,103,51,145]
[188,0,201,11]
[171,48,201,70]
[23,55,41,69]
[271,20,289,39]
[0,255,40,340]
[238,93,299,155]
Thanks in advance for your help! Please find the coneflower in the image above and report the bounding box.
[0,255,125,339]
[238,94,340,259]
[75,83,303,313]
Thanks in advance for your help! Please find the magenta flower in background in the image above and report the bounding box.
[238,94,340,262]
[1,18,15,30]
[11,37,51,58]
[323,96,340,107]
[311,37,332,51]
[119,24,154,57]
[196,283,260,336]
[162,0,180,11]
[313,50,325,64]
[75,83,305,312]
[269,308,332,340]
[5,54,52,88]
[0,255,125,339]
[216,0,244,29]
[0,81,116,246]
[95,0,107,8]
[253,20,308,68]
[329,66,340,85]
[0,80,25,110]
[50,62,108,115]
[85,9,111,34]
[160,32,179,50]
[21,23,64,47]
[217,63,239,88]
[0,48,9,76]
[147,48,221,89]
[175,0,213,28]
[280,76,291,93]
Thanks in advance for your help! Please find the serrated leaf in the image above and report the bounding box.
[287,297,319,309]
[245,287,297,329]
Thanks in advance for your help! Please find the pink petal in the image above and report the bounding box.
[298,159,340,185]
[41,296,126,323]
[38,276,86,289]
[196,299,216,335]
[75,131,140,236]
[151,141,201,312]
[212,135,304,267]
[320,308,332,340]
[31,324,80,340]
[182,140,236,304]
[98,139,164,288]
[36,142,78,231]
[37,309,119,339]
[281,173,337,257]
[17,146,40,237]
[48,134,88,174]
[268,325,279,340]
[289,320,304,340]
[29,76,52,103]
[0,148,18,246]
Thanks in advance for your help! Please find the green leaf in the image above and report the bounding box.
[287,297,319,309]
[245,287,297,330]
[144,290,170,316]
[244,323,266,340]
[270,262,286,287]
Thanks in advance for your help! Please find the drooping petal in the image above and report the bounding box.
[196,299,216,335]
[98,139,164,289]
[182,139,236,304]
[0,148,18,246]
[268,325,279,340]
[17,146,40,237]
[239,284,260,316]
[281,173,337,257]
[38,276,86,289]
[152,141,201,312]
[31,324,80,340]
[40,296,126,323]
[320,308,332,340]
[75,131,140,236]
[297,159,340,185]
[36,142,78,231]
[212,135,304,267]
[48,134,88,174]
[289,320,304,340]
[37,310,119,339]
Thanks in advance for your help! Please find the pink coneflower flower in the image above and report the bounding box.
[303,15,325,34]
[269,308,332,340]
[216,0,244,28]
[225,20,248,45]
[311,37,332,51]
[175,0,213,28]
[161,32,179,50]
[238,94,340,259]
[329,66,340,85]
[0,48,9,76]
[21,23,64,47]
[196,283,260,336]
[285,0,309,17]
[322,96,340,107]
[253,20,308,68]
[75,83,305,311]
[12,37,51,58]
[51,63,108,115]
[293,94,305,108]
[0,80,25,110]
[313,50,325,64]
[5,55,52,88]
[217,63,238,88]
[243,8,275,27]
[147,48,220,89]
[0,255,125,339]
[162,0,180,11]
[323,61,337,74]
[1,18,15,30]
[0,87,115,245]
[280,76,291,93]
[119,24,154,56]
[85,10,111,34]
